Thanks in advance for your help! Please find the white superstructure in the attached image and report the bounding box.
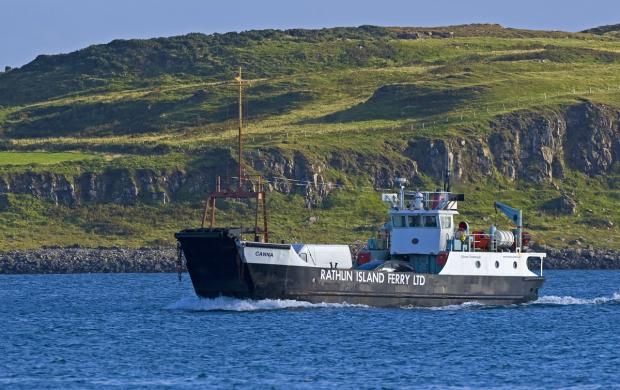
[242,243,352,269]
[361,182,546,277]
[390,209,457,255]
[239,182,545,280]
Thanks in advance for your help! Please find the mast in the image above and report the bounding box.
[235,66,244,190]
[200,67,269,242]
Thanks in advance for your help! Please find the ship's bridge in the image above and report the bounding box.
[382,187,462,256]
[389,209,458,255]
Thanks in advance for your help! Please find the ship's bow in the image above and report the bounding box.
[175,228,253,298]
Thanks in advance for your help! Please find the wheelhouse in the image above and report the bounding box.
[390,209,457,255]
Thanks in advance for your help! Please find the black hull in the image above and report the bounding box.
[175,228,254,298]
[247,264,544,306]
[175,228,544,307]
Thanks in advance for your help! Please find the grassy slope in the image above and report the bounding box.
[0,25,619,250]
[0,151,98,166]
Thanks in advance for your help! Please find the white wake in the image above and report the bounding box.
[402,293,620,310]
[165,295,367,312]
[166,293,620,312]
[401,301,484,311]
[531,292,620,306]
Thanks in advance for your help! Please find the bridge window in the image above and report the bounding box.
[424,215,438,228]
[408,215,422,227]
[392,215,406,228]
[440,215,452,229]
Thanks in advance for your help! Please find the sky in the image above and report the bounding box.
[1,0,619,68]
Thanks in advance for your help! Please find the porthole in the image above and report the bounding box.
[475,260,481,268]
[513,261,518,269]
[495,261,500,268]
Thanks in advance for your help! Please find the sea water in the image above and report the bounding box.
[1,270,619,389]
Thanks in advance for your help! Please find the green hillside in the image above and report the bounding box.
[582,23,620,38]
[0,24,619,251]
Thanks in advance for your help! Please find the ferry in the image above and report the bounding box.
[175,182,546,307]
[174,68,545,307]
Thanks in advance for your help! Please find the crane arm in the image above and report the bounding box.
[494,201,523,252]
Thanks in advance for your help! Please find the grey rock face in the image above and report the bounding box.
[0,177,10,193]
[0,168,186,206]
[2,172,78,206]
[251,146,418,206]
[0,101,618,209]
[405,102,619,185]
[540,193,578,215]
[406,137,494,183]
[565,102,619,175]
[489,111,566,183]
[488,102,619,183]
[78,172,98,202]
[405,138,449,181]
[0,193,10,211]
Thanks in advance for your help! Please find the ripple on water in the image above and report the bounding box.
[531,292,620,306]
[165,295,368,312]
[2,271,620,389]
[165,291,620,313]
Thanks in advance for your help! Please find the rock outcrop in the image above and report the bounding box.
[251,146,418,206]
[489,110,566,183]
[403,101,619,184]
[0,168,186,206]
[0,193,10,211]
[540,193,578,215]
[0,101,618,208]
[405,137,494,182]
[564,102,619,175]
[0,144,420,208]
[487,101,619,183]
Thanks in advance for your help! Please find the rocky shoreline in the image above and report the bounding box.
[0,247,180,274]
[0,245,619,274]
[533,245,620,270]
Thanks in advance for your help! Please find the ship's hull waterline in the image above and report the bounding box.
[176,229,544,308]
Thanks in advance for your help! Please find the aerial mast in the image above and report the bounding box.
[235,66,244,190]
[200,67,269,242]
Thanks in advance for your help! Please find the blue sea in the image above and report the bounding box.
[1,270,619,389]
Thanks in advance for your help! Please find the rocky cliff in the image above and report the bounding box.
[0,146,418,208]
[0,168,185,206]
[407,101,619,184]
[489,101,619,183]
[0,101,618,208]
